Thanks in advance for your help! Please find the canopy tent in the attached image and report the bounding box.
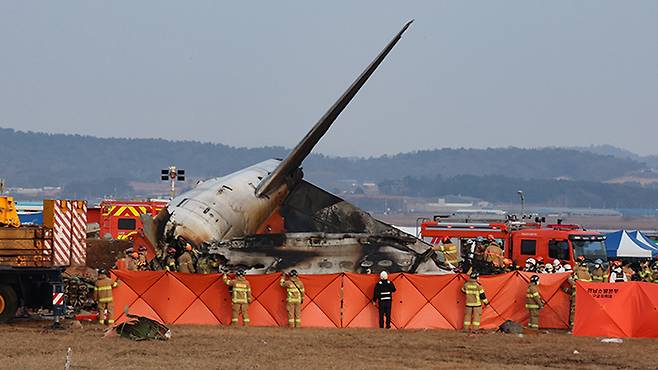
[605,230,658,258]
[629,231,658,253]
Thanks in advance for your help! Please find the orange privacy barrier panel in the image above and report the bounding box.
[111,271,571,329]
[574,281,658,338]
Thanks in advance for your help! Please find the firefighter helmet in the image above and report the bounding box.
[470,271,480,279]
[563,264,572,271]
[289,269,298,277]
[530,275,540,283]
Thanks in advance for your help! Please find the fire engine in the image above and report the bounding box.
[420,215,608,268]
[99,200,168,240]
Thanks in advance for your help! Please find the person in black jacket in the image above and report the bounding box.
[373,271,397,329]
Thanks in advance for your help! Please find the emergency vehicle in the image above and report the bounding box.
[420,216,608,268]
[99,200,167,240]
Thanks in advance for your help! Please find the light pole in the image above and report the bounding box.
[161,166,185,199]
[517,190,525,213]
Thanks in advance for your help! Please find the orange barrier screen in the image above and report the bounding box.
[573,281,658,338]
[111,271,573,330]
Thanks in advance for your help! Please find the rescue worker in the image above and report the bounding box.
[137,246,149,270]
[461,271,489,333]
[503,258,514,272]
[280,270,305,328]
[575,261,592,282]
[638,260,653,282]
[525,275,543,329]
[524,258,537,272]
[432,237,459,269]
[372,271,396,329]
[483,235,504,268]
[553,259,565,273]
[196,256,212,274]
[608,266,627,283]
[591,259,607,282]
[94,269,119,325]
[114,249,130,270]
[223,269,253,326]
[652,264,658,283]
[562,264,585,331]
[164,247,177,272]
[128,251,141,271]
[177,244,196,273]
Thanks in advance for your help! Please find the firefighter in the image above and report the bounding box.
[372,271,396,329]
[553,259,565,273]
[196,256,212,274]
[608,266,627,283]
[137,246,149,270]
[164,247,177,272]
[591,259,607,282]
[523,258,537,272]
[461,271,489,333]
[94,269,119,325]
[638,260,653,282]
[114,249,131,270]
[562,265,582,331]
[526,275,543,329]
[280,270,305,328]
[483,235,504,268]
[432,237,459,269]
[128,251,140,271]
[223,269,253,326]
[177,244,196,273]
[576,261,592,281]
[652,264,658,283]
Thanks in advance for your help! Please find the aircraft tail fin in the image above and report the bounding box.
[255,20,413,197]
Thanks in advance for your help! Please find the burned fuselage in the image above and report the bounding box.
[144,21,448,274]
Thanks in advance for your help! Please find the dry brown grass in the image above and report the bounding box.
[0,321,656,370]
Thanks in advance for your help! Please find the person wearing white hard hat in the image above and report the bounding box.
[373,271,396,329]
[553,259,565,273]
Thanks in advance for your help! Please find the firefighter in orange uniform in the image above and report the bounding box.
[432,237,459,268]
[137,246,149,270]
[94,269,119,325]
[223,269,253,326]
[461,271,489,333]
[483,235,504,268]
[526,275,544,329]
[280,270,305,328]
[127,250,139,271]
[177,244,196,273]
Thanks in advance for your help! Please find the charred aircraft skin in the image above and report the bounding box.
[146,21,448,274]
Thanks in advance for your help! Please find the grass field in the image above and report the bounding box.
[1,321,656,369]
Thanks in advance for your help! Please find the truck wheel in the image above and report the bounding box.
[0,285,18,323]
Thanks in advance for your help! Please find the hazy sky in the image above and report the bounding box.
[1,1,656,156]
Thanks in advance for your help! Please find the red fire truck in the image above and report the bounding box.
[420,217,608,267]
[99,200,167,240]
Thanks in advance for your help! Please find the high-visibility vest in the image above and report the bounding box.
[95,277,118,303]
[525,284,542,309]
[461,281,488,307]
[281,278,304,304]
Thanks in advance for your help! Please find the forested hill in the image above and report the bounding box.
[0,127,648,189]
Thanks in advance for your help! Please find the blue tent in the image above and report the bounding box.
[629,230,658,253]
[605,230,658,258]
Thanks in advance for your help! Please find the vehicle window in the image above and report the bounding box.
[521,240,536,255]
[117,218,137,231]
[548,240,570,260]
